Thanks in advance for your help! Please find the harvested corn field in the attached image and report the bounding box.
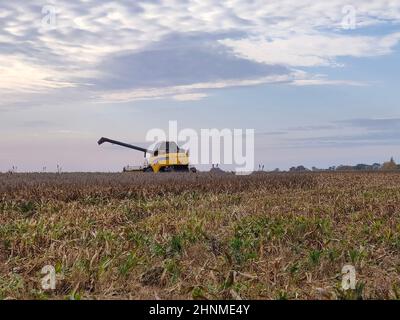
[1,172,400,300]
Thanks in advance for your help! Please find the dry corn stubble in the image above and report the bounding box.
[0,172,400,300]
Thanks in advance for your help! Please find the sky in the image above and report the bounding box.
[1,0,400,172]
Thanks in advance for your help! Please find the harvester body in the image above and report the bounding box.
[98,137,193,173]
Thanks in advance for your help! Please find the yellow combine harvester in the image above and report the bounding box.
[98,137,196,173]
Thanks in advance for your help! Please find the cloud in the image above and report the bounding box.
[221,33,400,67]
[0,1,400,105]
[292,78,368,87]
[93,39,289,89]
[257,131,289,136]
[289,131,400,148]
[337,118,400,130]
[0,55,79,93]
[272,118,400,148]
[172,93,209,101]
[96,73,299,103]
[287,125,338,131]
[21,120,56,128]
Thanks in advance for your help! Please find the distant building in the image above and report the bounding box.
[381,157,397,171]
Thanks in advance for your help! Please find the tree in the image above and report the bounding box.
[290,165,309,172]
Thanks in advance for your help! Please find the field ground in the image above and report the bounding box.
[1,172,400,300]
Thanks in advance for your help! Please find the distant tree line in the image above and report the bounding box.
[288,157,400,172]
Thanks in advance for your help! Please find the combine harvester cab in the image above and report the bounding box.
[98,137,196,173]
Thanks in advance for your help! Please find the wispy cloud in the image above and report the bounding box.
[270,118,400,148]
[292,79,369,87]
[221,33,400,68]
[96,73,298,103]
[336,118,400,130]
[172,93,209,101]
